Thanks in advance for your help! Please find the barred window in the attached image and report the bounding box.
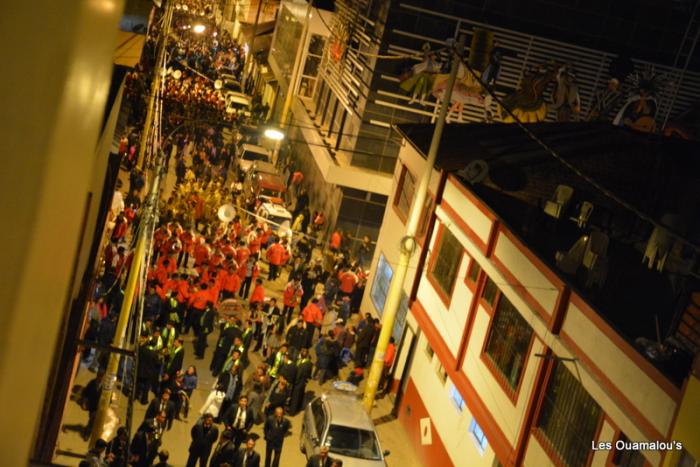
[430,228,462,297]
[395,166,415,220]
[482,276,498,306]
[537,362,602,467]
[467,260,481,284]
[611,434,646,467]
[484,295,533,389]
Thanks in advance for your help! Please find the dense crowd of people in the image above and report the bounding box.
[76,1,386,466]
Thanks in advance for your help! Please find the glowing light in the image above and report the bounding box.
[214,79,223,90]
[264,128,285,141]
[192,24,206,33]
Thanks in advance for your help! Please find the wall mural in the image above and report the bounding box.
[395,29,679,134]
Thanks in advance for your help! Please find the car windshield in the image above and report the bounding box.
[326,424,382,460]
[242,151,269,162]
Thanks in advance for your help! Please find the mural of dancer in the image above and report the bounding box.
[399,43,442,105]
[500,61,560,122]
[550,64,581,122]
[613,66,668,133]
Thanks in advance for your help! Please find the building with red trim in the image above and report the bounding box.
[362,122,700,467]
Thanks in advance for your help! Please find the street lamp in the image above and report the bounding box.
[192,23,206,33]
[263,127,285,166]
[264,128,285,141]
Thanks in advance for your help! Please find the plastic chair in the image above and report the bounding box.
[544,185,574,219]
[583,231,609,270]
[555,235,589,274]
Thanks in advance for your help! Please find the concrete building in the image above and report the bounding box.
[367,122,700,467]
[267,0,700,254]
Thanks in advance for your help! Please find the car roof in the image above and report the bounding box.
[240,144,270,156]
[260,202,292,219]
[322,394,376,432]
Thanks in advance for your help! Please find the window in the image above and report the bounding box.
[417,195,433,238]
[450,384,465,411]
[484,294,533,390]
[611,434,646,467]
[370,254,392,313]
[436,363,448,385]
[394,166,415,220]
[311,398,326,435]
[430,228,462,298]
[481,276,498,307]
[537,362,602,467]
[467,260,481,284]
[299,34,326,98]
[678,448,698,467]
[425,342,434,360]
[370,254,408,342]
[469,418,489,455]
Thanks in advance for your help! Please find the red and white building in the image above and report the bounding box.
[362,123,700,467]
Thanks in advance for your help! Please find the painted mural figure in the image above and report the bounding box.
[499,61,560,123]
[613,69,663,133]
[432,62,492,123]
[587,78,623,122]
[399,43,442,105]
[550,64,581,122]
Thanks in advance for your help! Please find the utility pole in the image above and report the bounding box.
[136,1,174,170]
[89,3,173,446]
[272,1,313,164]
[362,34,465,412]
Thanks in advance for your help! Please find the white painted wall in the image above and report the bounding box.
[562,301,677,439]
[523,436,556,467]
[492,232,559,316]
[412,332,497,467]
[441,180,492,244]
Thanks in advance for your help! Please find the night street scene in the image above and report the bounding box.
[4,0,700,466]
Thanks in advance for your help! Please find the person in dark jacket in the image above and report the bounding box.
[264,376,290,416]
[289,349,313,415]
[217,361,244,422]
[354,317,375,367]
[136,337,161,404]
[195,304,216,359]
[306,445,333,467]
[211,317,240,376]
[209,430,238,467]
[285,320,306,361]
[80,371,103,440]
[129,424,155,467]
[263,407,291,467]
[223,395,255,451]
[315,332,340,385]
[186,413,219,467]
[144,389,176,430]
[106,426,129,466]
[277,355,297,386]
[235,437,261,467]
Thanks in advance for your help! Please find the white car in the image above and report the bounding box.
[236,143,274,176]
[301,394,390,466]
[256,202,293,236]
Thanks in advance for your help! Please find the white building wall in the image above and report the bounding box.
[411,332,497,467]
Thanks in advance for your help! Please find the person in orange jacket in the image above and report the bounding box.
[186,283,210,334]
[282,278,303,325]
[221,265,241,299]
[248,278,265,307]
[329,230,342,252]
[338,268,358,298]
[265,238,289,281]
[301,298,324,348]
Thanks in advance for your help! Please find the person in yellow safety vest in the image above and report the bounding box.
[162,321,178,350]
[163,337,184,384]
[240,322,253,368]
[167,293,180,327]
[222,348,243,375]
[267,343,288,380]
[141,318,154,337]
[147,328,164,352]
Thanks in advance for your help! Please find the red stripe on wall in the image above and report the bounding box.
[398,378,454,467]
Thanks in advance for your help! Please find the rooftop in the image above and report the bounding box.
[397,122,700,385]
